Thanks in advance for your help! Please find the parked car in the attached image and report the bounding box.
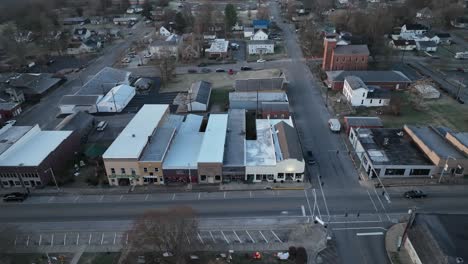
[215,68,225,72]
[257,59,266,63]
[228,69,234,75]
[121,57,131,63]
[144,53,152,58]
[201,68,211,73]
[197,63,207,67]
[240,66,252,71]
[404,190,427,199]
[188,69,197,73]
[328,118,341,132]
[3,192,28,202]
[307,151,316,165]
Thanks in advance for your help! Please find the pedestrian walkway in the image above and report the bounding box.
[385,223,412,264]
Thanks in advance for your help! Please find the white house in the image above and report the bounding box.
[149,40,178,58]
[97,84,136,112]
[73,28,91,40]
[244,27,254,39]
[400,24,428,40]
[188,81,211,112]
[247,40,275,55]
[416,41,437,52]
[251,29,268,40]
[389,40,416,51]
[159,26,172,37]
[343,76,391,107]
[66,39,102,55]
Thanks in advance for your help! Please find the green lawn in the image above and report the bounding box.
[209,88,231,112]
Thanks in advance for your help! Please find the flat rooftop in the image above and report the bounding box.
[198,114,228,164]
[356,128,433,166]
[0,125,34,156]
[224,109,246,167]
[206,39,229,53]
[246,119,276,166]
[77,67,132,96]
[102,104,169,159]
[344,116,383,127]
[163,114,204,169]
[0,125,72,166]
[333,44,369,55]
[406,126,466,159]
[229,92,288,102]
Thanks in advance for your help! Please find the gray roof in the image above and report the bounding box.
[55,111,94,132]
[326,71,411,83]
[356,128,433,166]
[235,78,285,92]
[406,126,466,159]
[0,126,33,156]
[8,73,62,94]
[333,44,369,55]
[417,40,437,48]
[223,109,246,167]
[77,67,131,95]
[247,40,275,45]
[345,76,367,90]
[367,86,391,99]
[261,102,290,112]
[344,116,383,127]
[452,133,468,148]
[60,95,102,105]
[190,81,212,104]
[140,127,176,162]
[274,121,303,161]
[408,213,468,264]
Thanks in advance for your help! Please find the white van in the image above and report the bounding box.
[96,121,108,131]
[328,118,341,132]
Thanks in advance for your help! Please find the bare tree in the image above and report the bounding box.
[156,49,177,86]
[256,6,270,20]
[120,207,198,264]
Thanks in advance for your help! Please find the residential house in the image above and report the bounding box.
[205,39,229,59]
[416,41,437,52]
[389,40,416,51]
[0,124,80,188]
[6,73,64,100]
[96,84,136,113]
[247,40,275,55]
[343,116,383,135]
[0,102,22,125]
[188,81,212,112]
[400,24,429,40]
[149,40,179,58]
[435,33,452,45]
[251,29,268,40]
[322,37,369,71]
[342,76,391,107]
[253,20,270,30]
[73,28,91,41]
[348,127,436,178]
[67,39,102,55]
[416,7,433,19]
[325,70,412,90]
[159,26,172,37]
[404,125,467,177]
[244,27,254,39]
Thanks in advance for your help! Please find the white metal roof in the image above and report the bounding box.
[97,84,135,111]
[198,114,228,163]
[102,104,169,159]
[206,39,229,53]
[246,119,276,166]
[0,125,72,166]
[163,114,204,169]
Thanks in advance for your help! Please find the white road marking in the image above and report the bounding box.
[250,191,252,198]
[259,231,268,243]
[38,235,42,246]
[113,232,117,245]
[88,233,92,245]
[76,233,79,245]
[246,230,255,243]
[48,197,55,203]
[271,230,283,243]
[233,230,242,243]
[224,192,226,199]
[197,233,204,244]
[74,196,80,203]
[356,232,384,236]
[100,195,104,202]
[329,220,381,224]
[64,233,67,245]
[145,194,149,201]
[313,189,322,220]
[209,231,215,243]
[172,194,176,200]
[186,232,191,244]
[198,193,201,200]
[301,205,306,217]
[373,188,391,221]
[221,231,229,244]
[333,227,388,231]
[119,195,123,201]
[26,235,30,246]
[14,236,17,246]
[367,190,382,222]
[125,233,128,244]
[100,233,104,245]
[304,189,313,220]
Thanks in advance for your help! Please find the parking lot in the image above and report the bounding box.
[13,228,291,248]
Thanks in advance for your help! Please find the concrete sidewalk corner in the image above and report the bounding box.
[385,223,413,264]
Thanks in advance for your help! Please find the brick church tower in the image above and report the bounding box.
[322,37,337,71]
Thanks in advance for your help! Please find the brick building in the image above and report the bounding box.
[325,71,412,90]
[322,37,369,71]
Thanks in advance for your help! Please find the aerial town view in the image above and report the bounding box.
[0,0,467,263]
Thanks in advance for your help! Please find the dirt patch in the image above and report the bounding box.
[160,69,283,93]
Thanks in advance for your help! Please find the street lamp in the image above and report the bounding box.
[44,168,60,191]
[438,155,457,183]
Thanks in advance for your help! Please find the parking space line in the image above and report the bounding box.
[185,232,191,245]
[64,234,67,245]
[76,233,79,245]
[38,235,42,246]
[197,233,204,244]
[145,194,149,201]
[198,193,201,200]
[224,192,226,199]
[74,196,80,203]
[100,195,104,202]
[246,230,255,243]
[221,231,230,244]
[356,232,384,236]
[301,205,306,217]
[259,231,268,243]
[126,233,128,244]
[100,233,105,245]
[14,236,17,246]
[119,195,123,201]
[209,231,215,243]
[172,194,176,200]
[26,235,30,246]
[233,231,242,243]
[113,232,117,245]
[88,234,92,245]
[249,191,252,198]
[48,197,55,203]
[373,188,391,221]
[271,230,283,243]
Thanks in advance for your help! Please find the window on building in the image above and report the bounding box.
[409,169,431,176]
[370,99,373,103]
[379,99,382,104]
[120,168,126,174]
[149,172,154,176]
[215,175,221,181]
[267,174,274,180]
[385,168,406,176]
[24,181,30,186]
[14,181,21,186]
[255,174,262,181]
[200,175,207,181]
[277,173,284,179]
[295,173,304,179]
[111,168,115,174]
[111,179,116,183]
[131,169,136,175]
[362,93,365,97]
[286,173,294,177]
[36,181,41,186]
[143,168,148,173]
[155,168,159,172]
[361,100,364,105]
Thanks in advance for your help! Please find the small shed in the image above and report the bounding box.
[188,81,212,112]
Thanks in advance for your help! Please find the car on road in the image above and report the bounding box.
[3,192,28,202]
[241,66,252,71]
[188,69,197,73]
[215,68,225,72]
[307,151,316,165]
[96,121,108,132]
[201,68,211,73]
[143,53,152,58]
[257,59,266,63]
[228,69,235,75]
[404,190,427,199]
[197,63,207,67]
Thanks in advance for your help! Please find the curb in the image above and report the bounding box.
[272,187,305,190]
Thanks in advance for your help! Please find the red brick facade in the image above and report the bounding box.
[322,38,369,71]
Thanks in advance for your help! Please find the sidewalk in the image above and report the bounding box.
[0,181,311,196]
[385,223,412,264]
